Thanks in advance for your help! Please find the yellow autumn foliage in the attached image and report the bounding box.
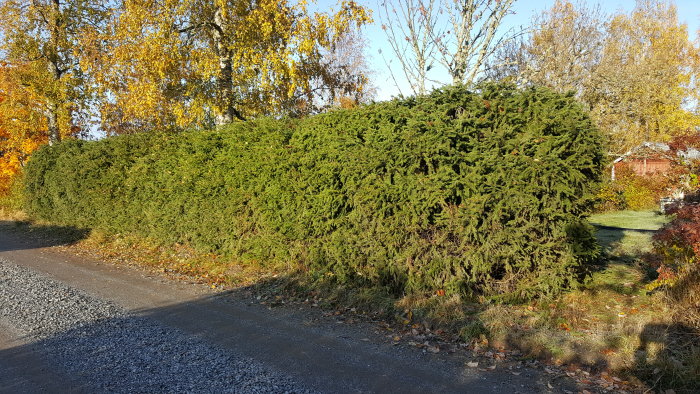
[87,0,372,132]
[592,0,700,153]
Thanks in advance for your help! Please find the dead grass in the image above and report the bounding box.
[0,207,28,222]
[73,229,291,288]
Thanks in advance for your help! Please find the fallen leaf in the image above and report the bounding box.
[467,361,479,368]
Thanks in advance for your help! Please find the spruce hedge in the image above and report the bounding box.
[24,84,604,299]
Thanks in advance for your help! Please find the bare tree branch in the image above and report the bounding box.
[379,0,517,95]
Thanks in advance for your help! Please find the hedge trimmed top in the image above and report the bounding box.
[25,83,605,299]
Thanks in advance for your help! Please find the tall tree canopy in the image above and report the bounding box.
[591,0,700,152]
[88,0,372,132]
[490,0,700,153]
[0,0,107,144]
[380,0,517,95]
[0,62,47,193]
[488,0,605,99]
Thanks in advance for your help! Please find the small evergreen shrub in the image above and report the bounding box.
[24,84,605,299]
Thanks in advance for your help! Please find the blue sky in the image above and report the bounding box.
[317,0,700,101]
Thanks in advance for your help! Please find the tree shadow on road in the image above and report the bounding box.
[0,220,89,252]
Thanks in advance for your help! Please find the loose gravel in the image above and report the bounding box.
[0,259,314,393]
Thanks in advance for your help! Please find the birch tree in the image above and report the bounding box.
[0,0,107,144]
[592,0,700,152]
[90,0,371,131]
[379,0,441,95]
[380,0,516,95]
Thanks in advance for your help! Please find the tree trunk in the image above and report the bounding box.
[213,7,244,125]
[215,54,235,125]
[48,0,62,145]
[47,104,61,146]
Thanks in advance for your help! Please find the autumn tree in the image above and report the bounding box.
[487,0,605,99]
[379,0,441,95]
[489,0,700,153]
[0,0,107,144]
[0,62,47,193]
[89,0,372,132]
[380,0,516,95]
[316,27,377,110]
[591,0,700,152]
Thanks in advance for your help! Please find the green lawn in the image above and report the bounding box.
[588,210,669,231]
[588,210,670,256]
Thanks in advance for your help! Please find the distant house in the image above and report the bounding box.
[611,141,700,180]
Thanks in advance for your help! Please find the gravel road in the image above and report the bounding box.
[0,259,313,393]
[0,224,599,394]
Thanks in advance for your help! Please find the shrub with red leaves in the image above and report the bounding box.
[652,194,700,330]
[668,133,700,154]
[652,198,700,286]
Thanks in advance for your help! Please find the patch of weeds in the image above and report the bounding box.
[585,263,647,295]
[397,294,482,332]
[0,207,28,222]
[305,280,398,317]
[460,319,488,341]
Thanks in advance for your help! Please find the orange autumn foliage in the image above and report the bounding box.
[0,62,48,195]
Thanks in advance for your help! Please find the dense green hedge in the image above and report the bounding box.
[24,84,604,298]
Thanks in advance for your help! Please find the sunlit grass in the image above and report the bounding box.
[588,210,669,231]
[589,210,670,256]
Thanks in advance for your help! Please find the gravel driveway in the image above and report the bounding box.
[0,225,589,393]
[0,259,313,393]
